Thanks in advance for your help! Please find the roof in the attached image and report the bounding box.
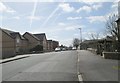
[1,28,27,40]
[47,40,52,41]
[47,40,53,43]
[33,33,46,41]
[23,32,40,41]
[81,40,98,44]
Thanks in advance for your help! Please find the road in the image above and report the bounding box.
[77,50,119,81]
[2,50,119,82]
[2,51,78,81]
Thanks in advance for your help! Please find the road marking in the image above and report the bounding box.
[78,58,80,62]
[78,74,83,81]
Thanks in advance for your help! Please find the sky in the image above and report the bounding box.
[0,0,119,46]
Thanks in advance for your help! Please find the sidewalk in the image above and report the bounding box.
[77,50,118,81]
[0,54,30,64]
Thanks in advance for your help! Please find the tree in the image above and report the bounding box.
[106,14,118,39]
[88,32,100,40]
[30,45,43,52]
[106,14,120,52]
[73,38,80,49]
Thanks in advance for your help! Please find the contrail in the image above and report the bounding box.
[51,12,63,24]
[41,5,59,27]
[30,0,38,28]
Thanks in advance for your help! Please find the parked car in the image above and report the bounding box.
[55,47,61,52]
[62,48,66,51]
[72,47,76,50]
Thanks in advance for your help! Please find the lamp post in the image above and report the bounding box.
[78,28,82,50]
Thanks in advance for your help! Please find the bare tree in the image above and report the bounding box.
[106,14,118,39]
[106,14,120,52]
[73,38,80,49]
[88,33,100,40]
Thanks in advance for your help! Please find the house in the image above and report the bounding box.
[47,40,53,52]
[80,40,98,50]
[23,32,40,52]
[0,28,29,59]
[10,32,29,54]
[33,33,48,52]
[2,29,29,54]
[0,28,16,59]
[52,40,59,50]
[116,18,120,52]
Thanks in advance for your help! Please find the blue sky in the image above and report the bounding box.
[0,0,119,46]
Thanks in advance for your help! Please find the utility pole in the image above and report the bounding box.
[78,28,82,50]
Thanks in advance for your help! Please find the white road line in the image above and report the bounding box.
[78,58,80,62]
[78,74,83,81]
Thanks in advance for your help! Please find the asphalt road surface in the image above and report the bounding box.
[2,50,119,82]
[2,51,78,81]
[77,50,119,81]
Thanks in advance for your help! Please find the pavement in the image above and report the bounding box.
[0,55,30,64]
[77,50,119,81]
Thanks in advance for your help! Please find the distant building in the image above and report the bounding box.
[47,40,53,52]
[52,40,59,50]
[80,40,98,50]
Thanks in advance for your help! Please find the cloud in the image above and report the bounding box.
[78,0,114,3]
[67,16,82,20]
[0,2,16,13]
[76,3,102,13]
[59,38,73,46]
[41,6,59,27]
[59,3,74,12]
[86,16,106,23]
[92,3,102,10]
[29,0,38,28]
[12,16,20,20]
[58,22,66,26]
[26,16,43,20]
[65,25,85,31]
[77,6,92,13]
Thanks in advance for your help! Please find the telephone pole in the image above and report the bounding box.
[78,28,82,50]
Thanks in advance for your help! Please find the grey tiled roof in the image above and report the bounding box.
[33,33,46,41]
[1,28,27,40]
[23,32,40,41]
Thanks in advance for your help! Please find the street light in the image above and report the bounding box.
[78,28,82,50]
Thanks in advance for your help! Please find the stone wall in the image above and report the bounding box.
[102,52,120,60]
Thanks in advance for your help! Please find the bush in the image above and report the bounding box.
[30,45,43,52]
